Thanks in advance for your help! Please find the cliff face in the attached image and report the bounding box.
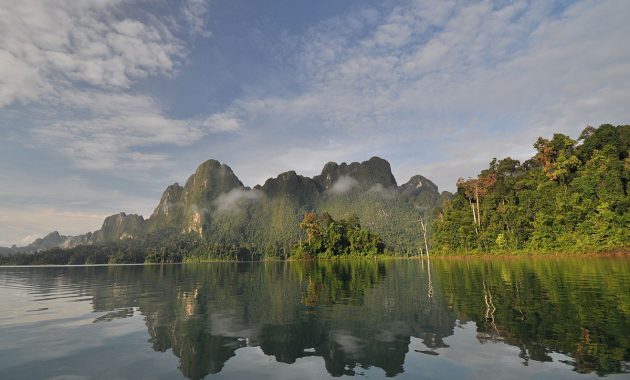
[256,171,321,207]
[93,213,146,241]
[151,183,184,220]
[314,156,398,191]
[147,159,245,236]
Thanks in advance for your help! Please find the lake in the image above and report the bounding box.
[0,257,629,379]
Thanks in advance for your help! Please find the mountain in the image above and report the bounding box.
[0,231,92,255]
[93,213,145,241]
[5,157,447,257]
[148,159,245,236]
[0,246,16,256]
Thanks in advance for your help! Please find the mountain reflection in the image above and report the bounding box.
[27,258,629,379]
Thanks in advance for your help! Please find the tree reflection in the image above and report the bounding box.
[434,258,630,376]
[61,257,630,378]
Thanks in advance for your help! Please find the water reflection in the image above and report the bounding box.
[0,258,629,379]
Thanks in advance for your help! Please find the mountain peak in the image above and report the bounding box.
[185,159,243,197]
[151,183,184,219]
[96,213,145,241]
[401,175,438,195]
[46,231,61,239]
[195,159,224,173]
[259,170,320,205]
[314,156,397,190]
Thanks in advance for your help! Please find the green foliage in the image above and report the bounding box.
[291,212,385,258]
[432,124,630,254]
[495,233,507,250]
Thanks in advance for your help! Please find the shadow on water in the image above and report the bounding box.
[1,257,629,379]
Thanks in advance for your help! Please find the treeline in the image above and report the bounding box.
[0,212,385,265]
[0,230,198,265]
[0,213,385,265]
[432,124,629,253]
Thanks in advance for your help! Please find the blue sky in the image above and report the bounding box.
[0,0,629,246]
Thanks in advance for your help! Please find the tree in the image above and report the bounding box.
[534,134,579,184]
[299,212,321,244]
[419,214,429,257]
[456,171,497,230]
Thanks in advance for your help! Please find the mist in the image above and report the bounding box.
[328,176,358,195]
[214,188,262,213]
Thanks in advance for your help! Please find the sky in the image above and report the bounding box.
[0,0,629,246]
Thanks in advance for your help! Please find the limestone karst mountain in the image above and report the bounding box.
[5,157,447,256]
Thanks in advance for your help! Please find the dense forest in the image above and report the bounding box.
[291,212,385,259]
[432,124,629,253]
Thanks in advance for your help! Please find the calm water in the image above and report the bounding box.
[0,258,629,379]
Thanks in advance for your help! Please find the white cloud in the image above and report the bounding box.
[182,0,212,38]
[0,0,228,173]
[373,23,412,48]
[214,188,261,213]
[368,183,396,199]
[0,50,43,107]
[0,0,185,105]
[329,176,358,195]
[207,0,630,191]
[203,113,242,133]
[32,91,214,171]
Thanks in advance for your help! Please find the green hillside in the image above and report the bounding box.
[432,124,630,254]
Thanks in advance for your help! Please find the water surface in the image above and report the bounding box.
[1,257,629,379]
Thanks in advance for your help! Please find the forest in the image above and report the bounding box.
[432,124,629,253]
[290,212,385,259]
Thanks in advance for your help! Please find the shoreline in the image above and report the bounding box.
[2,249,628,267]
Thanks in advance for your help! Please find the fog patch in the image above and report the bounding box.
[329,176,358,194]
[368,183,396,199]
[214,188,262,213]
